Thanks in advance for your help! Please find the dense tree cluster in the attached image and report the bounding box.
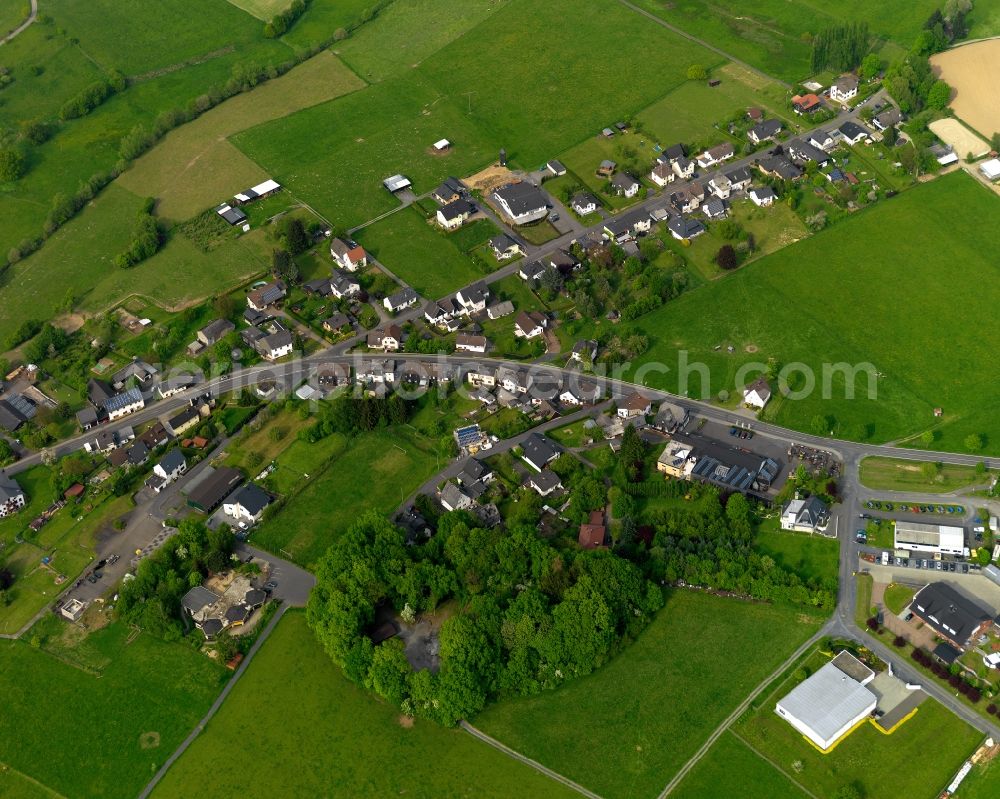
[114,198,163,269]
[59,71,126,121]
[299,394,412,443]
[309,511,663,725]
[264,0,308,38]
[884,4,966,114]
[810,23,870,72]
[117,519,235,640]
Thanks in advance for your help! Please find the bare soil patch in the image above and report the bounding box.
[931,40,1000,139]
[464,164,514,193]
[928,118,990,159]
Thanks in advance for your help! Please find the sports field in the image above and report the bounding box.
[625,172,1000,453]
[629,0,947,82]
[475,590,824,799]
[119,51,365,222]
[233,0,718,230]
[735,656,982,799]
[251,428,443,568]
[355,209,496,298]
[151,610,579,798]
[0,620,228,799]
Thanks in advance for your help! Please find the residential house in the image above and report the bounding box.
[546,249,579,275]
[572,339,598,363]
[367,324,403,352]
[910,582,993,650]
[111,359,158,391]
[653,400,688,433]
[650,162,675,187]
[830,74,859,104]
[518,260,546,282]
[83,426,134,454]
[514,311,547,339]
[246,280,286,312]
[314,362,351,390]
[702,198,727,220]
[662,143,686,161]
[487,300,515,320]
[748,118,782,144]
[872,106,902,132]
[322,313,352,335]
[491,182,548,225]
[357,358,396,385]
[808,129,838,151]
[489,233,522,260]
[708,173,732,199]
[222,483,272,524]
[432,177,464,205]
[255,330,294,361]
[604,209,651,243]
[786,139,829,166]
[657,437,697,478]
[466,367,497,388]
[696,142,735,169]
[329,238,368,271]
[104,388,144,422]
[153,449,187,483]
[749,186,777,207]
[456,334,488,354]
[244,307,268,326]
[436,198,475,230]
[458,457,494,487]
[743,376,772,409]
[87,378,115,408]
[0,473,26,518]
[168,406,201,437]
[757,154,802,181]
[578,509,607,549]
[197,319,235,347]
[527,468,562,497]
[617,391,650,418]
[597,159,617,177]
[672,156,695,179]
[76,407,99,430]
[724,166,753,193]
[440,482,473,512]
[559,380,602,406]
[610,172,641,198]
[780,496,829,532]
[571,192,600,216]
[0,396,34,431]
[497,367,531,395]
[383,287,419,313]
[456,283,489,315]
[157,375,197,399]
[330,270,360,299]
[668,216,705,241]
[546,159,567,176]
[791,93,821,114]
[838,121,869,145]
[187,466,244,513]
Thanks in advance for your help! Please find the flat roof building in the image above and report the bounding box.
[775,651,876,751]
[894,520,965,556]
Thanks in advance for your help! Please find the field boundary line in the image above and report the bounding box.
[728,730,822,799]
[657,627,825,798]
[137,603,289,799]
[459,721,605,799]
[0,760,69,799]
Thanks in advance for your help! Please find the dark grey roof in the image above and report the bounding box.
[258,330,293,354]
[433,177,464,200]
[201,618,224,637]
[199,318,236,343]
[169,406,200,430]
[0,472,24,504]
[159,449,186,473]
[522,433,558,469]
[530,469,562,492]
[233,483,271,516]
[245,588,267,607]
[438,198,475,221]
[490,233,518,251]
[181,585,219,614]
[458,457,490,484]
[724,166,752,184]
[493,182,547,216]
[571,191,599,210]
[668,216,705,238]
[611,172,640,190]
[911,582,992,647]
[839,120,866,139]
[88,379,115,407]
[127,441,149,466]
[387,287,418,307]
[188,466,244,512]
[787,138,829,165]
[216,204,247,225]
[663,143,685,160]
[750,119,782,139]
[104,387,143,415]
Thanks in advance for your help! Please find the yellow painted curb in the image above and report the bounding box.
[801,714,870,755]
[870,706,919,735]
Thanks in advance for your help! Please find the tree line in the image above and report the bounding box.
[811,23,870,72]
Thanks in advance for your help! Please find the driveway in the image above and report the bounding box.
[235,542,314,606]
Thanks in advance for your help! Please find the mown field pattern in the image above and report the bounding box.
[151,611,580,799]
[625,173,1000,453]
[475,591,824,799]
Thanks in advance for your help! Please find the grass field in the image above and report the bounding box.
[959,757,1000,799]
[234,0,718,229]
[475,590,824,799]
[672,731,810,799]
[0,184,273,342]
[860,456,995,493]
[225,0,289,21]
[151,610,580,798]
[623,172,1000,453]
[0,0,28,35]
[629,0,946,82]
[884,582,916,614]
[251,428,442,567]
[0,620,228,799]
[755,526,839,587]
[736,656,982,799]
[336,0,509,83]
[119,51,365,222]
[355,208,497,299]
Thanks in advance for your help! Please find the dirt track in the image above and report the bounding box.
[931,40,1000,139]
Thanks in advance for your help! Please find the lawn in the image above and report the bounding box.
[223,406,315,473]
[151,610,579,798]
[233,0,719,229]
[855,573,874,626]
[475,590,824,799]
[118,51,365,222]
[736,654,982,799]
[355,208,497,299]
[0,619,228,799]
[224,0,289,21]
[960,756,1000,799]
[622,172,1000,453]
[0,0,28,35]
[860,457,995,493]
[755,526,839,588]
[884,581,916,615]
[251,428,443,567]
[629,0,946,83]
[672,731,810,799]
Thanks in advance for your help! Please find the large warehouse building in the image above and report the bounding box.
[894,520,965,556]
[775,651,877,750]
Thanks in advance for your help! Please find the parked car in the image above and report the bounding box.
[263,580,277,593]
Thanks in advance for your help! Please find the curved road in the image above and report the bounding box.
[1,0,37,44]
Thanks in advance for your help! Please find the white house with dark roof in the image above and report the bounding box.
[610,173,641,198]
[384,287,419,313]
[489,233,522,260]
[436,198,475,230]
[748,118,783,145]
[781,496,829,532]
[223,483,272,524]
[255,330,293,361]
[0,473,26,517]
[743,377,772,409]
[492,182,548,225]
[749,186,777,207]
[571,192,599,216]
[830,74,859,104]
[514,311,547,339]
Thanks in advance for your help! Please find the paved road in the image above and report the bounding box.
[0,0,36,44]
